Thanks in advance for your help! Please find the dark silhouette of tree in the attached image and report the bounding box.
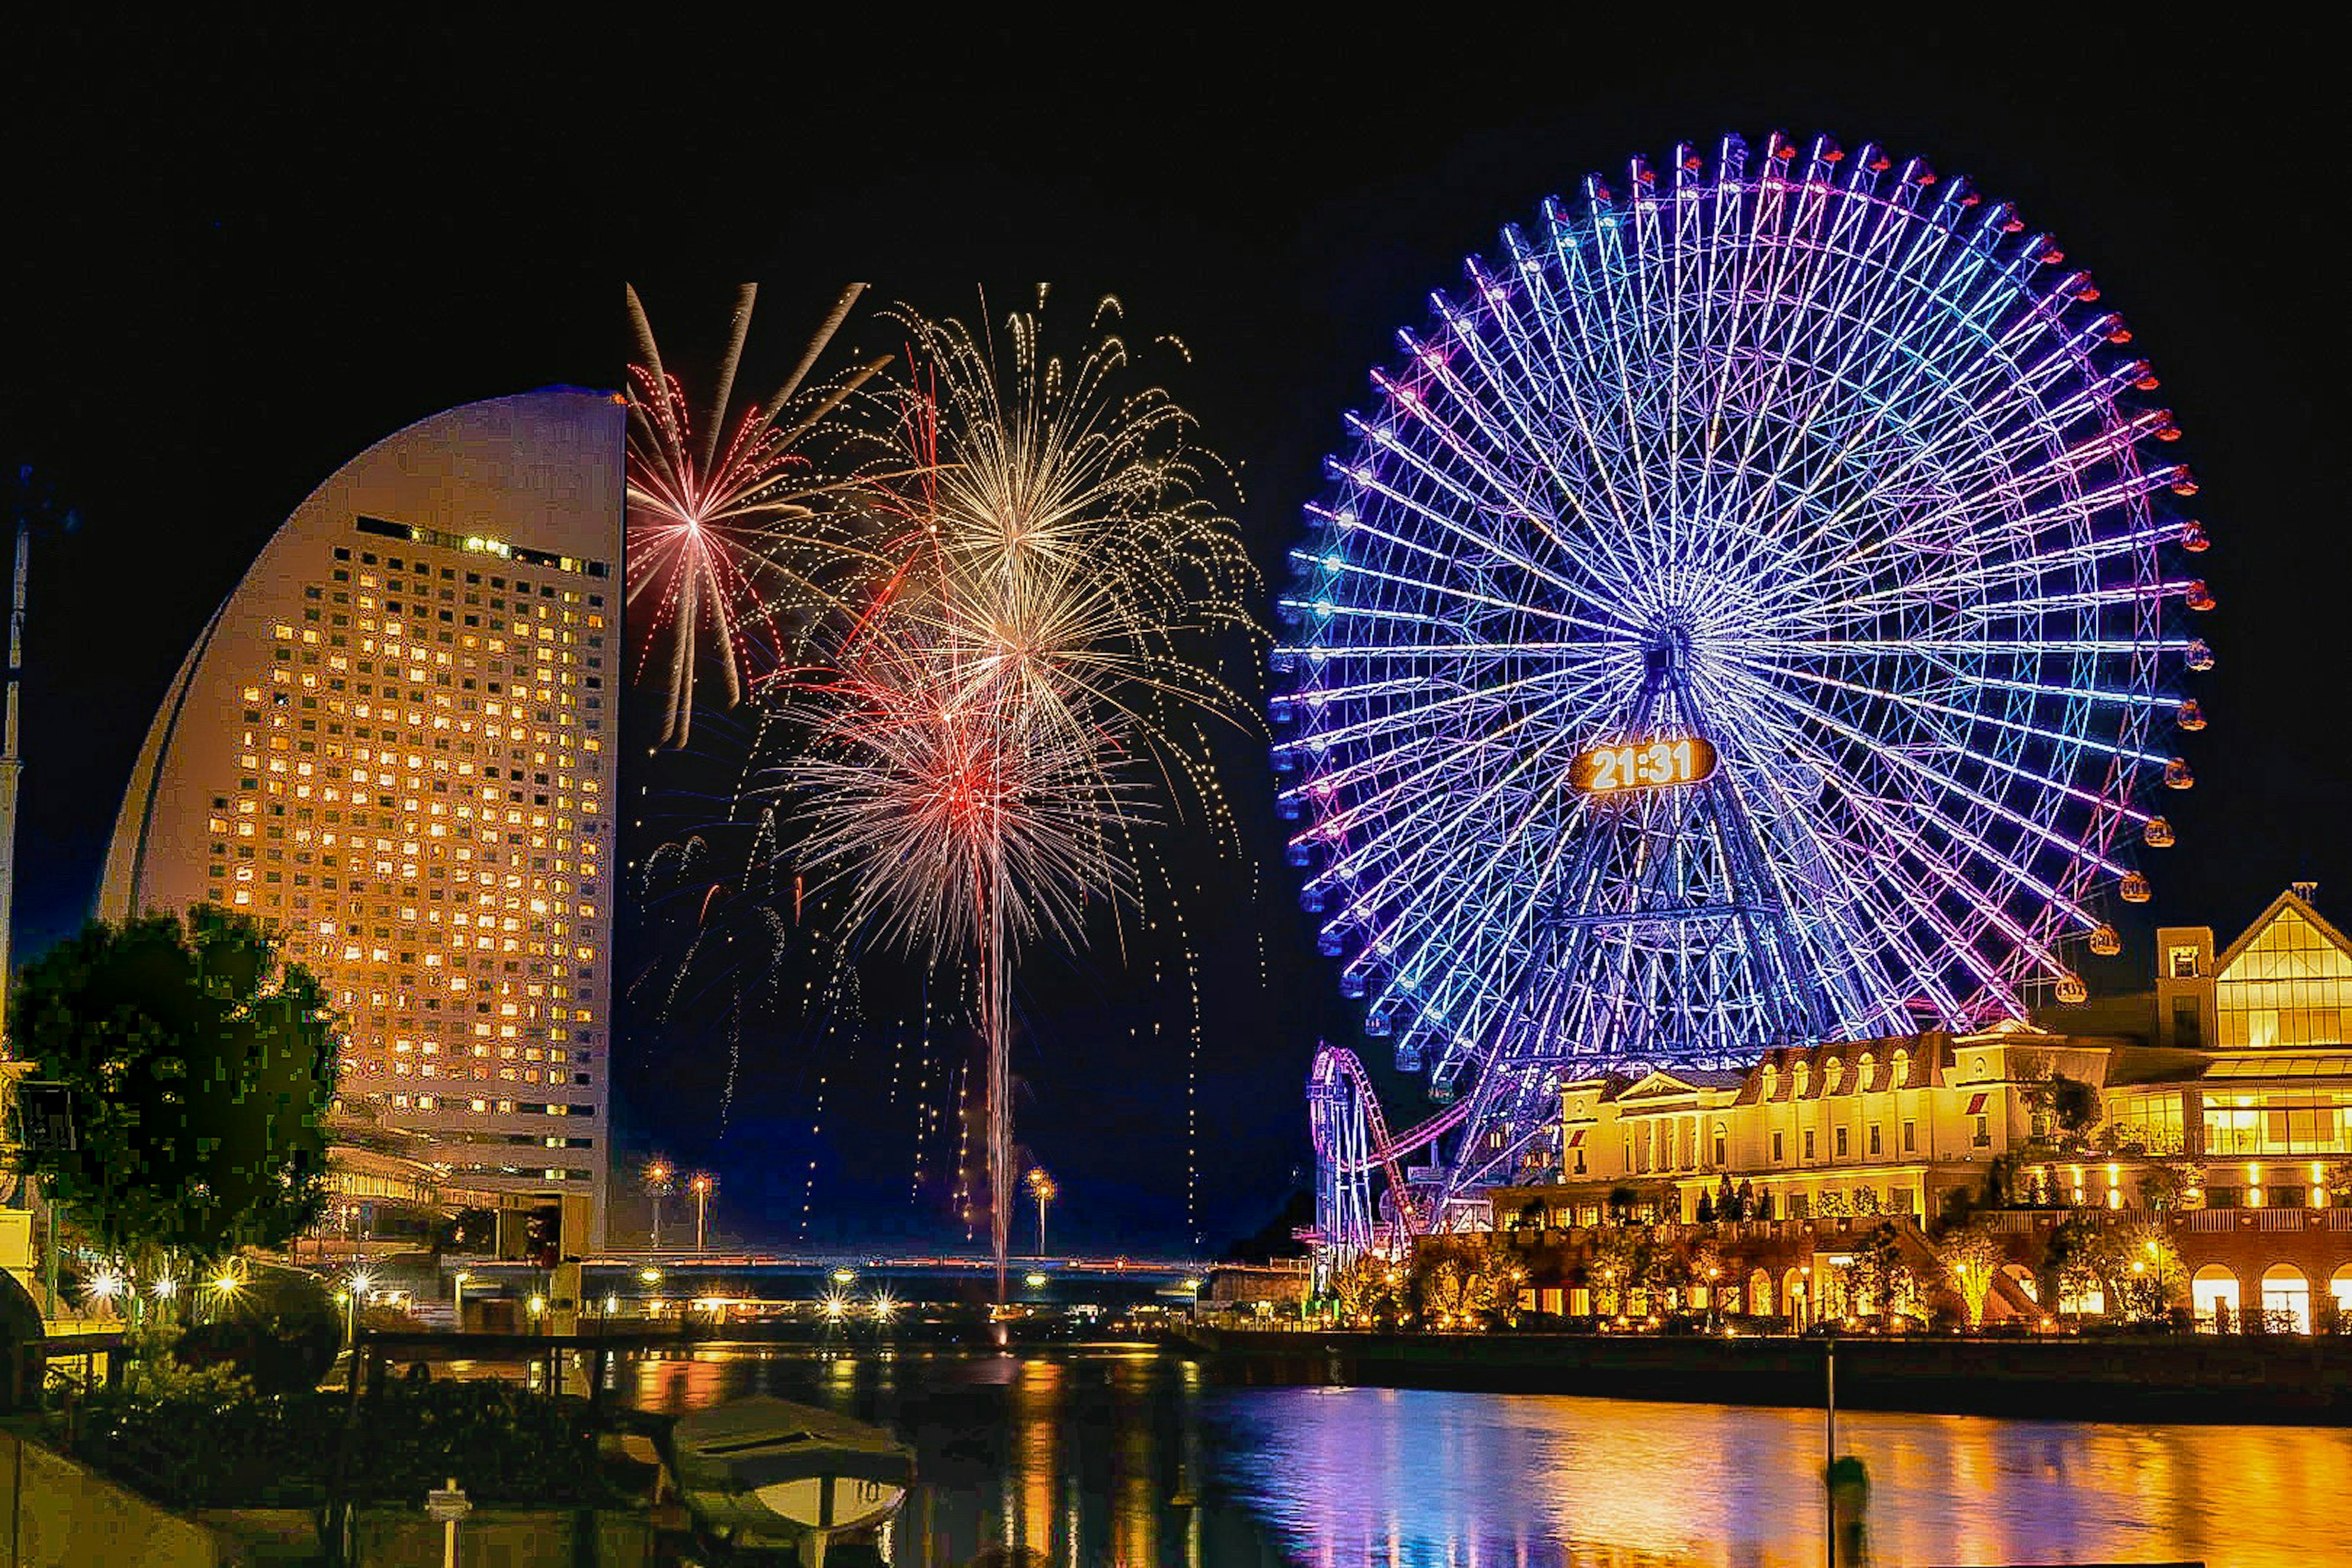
[5,907,339,1272]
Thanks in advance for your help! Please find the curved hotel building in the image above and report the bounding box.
[100,389,623,1248]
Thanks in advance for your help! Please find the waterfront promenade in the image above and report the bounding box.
[1180,1321,2352,1422]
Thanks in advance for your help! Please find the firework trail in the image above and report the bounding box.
[625,282,891,747]
[776,292,1257,1296]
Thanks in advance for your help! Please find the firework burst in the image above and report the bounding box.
[625,282,891,747]
[775,292,1257,1294]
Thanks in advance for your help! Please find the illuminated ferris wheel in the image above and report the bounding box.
[1275,131,2213,1232]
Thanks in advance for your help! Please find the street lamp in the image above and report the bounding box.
[644,1158,676,1251]
[1182,1276,1203,1319]
[206,1262,243,1324]
[1026,1169,1058,1257]
[689,1172,715,1253]
[453,1270,472,1332]
[344,1267,376,1346]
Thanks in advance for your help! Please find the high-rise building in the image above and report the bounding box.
[100,388,624,1247]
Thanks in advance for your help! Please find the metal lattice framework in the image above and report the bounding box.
[1276,132,2212,1226]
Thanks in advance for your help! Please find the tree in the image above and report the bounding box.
[1841,1223,1917,1327]
[1415,1252,1499,1331]
[2137,1159,2206,1213]
[1586,1226,1655,1316]
[2079,1223,2187,1322]
[5,908,340,1278]
[1327,1252,1403,1327]
[1684,1238,1727,1318]
[2326,1159,2352,1209]
[1937,1224,2006,1330]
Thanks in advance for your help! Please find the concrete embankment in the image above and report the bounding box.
[1178,1324,2352,1423]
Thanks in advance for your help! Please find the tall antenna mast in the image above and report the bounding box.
[0,506,27,1047]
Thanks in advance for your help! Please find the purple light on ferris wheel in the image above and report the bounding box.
[1278,130,2211,1242]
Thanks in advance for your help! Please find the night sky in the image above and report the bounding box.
[6,19,2343,1256]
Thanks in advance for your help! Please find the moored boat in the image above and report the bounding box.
[661,1393,914,1565]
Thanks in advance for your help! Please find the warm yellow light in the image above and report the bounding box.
[831,1267,856,1284]
[639,1267,662,1284]
[527,1294,546,1317]
[1025,1272,1049,1289]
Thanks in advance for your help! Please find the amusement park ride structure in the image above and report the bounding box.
[1280,132,2212,1256]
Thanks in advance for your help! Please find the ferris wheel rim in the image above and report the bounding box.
[1275,130,2206,1104]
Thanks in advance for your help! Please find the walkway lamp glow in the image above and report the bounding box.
[452,1270,472,1330]
[85,1268,124,1311]
[206,1264,243,1322]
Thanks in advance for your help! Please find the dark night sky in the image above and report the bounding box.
[5,18,2345,1256]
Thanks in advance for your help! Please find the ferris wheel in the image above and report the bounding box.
[1275,131,2213,1227]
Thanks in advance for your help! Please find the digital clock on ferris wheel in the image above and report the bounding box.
[1572,735,1720,794]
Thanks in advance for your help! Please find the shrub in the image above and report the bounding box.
[64,1376,612,1510]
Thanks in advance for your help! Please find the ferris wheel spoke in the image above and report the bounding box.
[1747,723,2051,1000]
[1283,549,1616,637]
[1324,458,1643,633]
[1498,254,1656,587]
[1716,658,2130,883]
[1752,306,2119,578]
[1296,680,1603,861]
[1729,741,1972,1027]
[1429,299,1655,600]
[1775,384,2173,597]
[1274,661,1602,756]
[1747,654,2169,769]
[1784,514,2180,630]
[1714,192,2009,575]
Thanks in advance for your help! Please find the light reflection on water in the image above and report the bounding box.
[612,1347,2352,1566]
[1212,1384,2352,1567]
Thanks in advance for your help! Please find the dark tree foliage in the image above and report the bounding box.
[4,907,339,1261]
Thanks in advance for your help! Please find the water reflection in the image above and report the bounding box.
[619,1346,1286,1566]
[611,1348,2352,1566]
[1210,1385,2352,1567]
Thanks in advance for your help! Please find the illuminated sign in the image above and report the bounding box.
[1572,736,1718,794]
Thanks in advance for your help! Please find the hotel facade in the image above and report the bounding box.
[99,389,623,1248]
[1476,886,2352,1331]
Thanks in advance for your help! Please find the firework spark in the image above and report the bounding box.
[777,293,1257,1295]
[625,282,889,747]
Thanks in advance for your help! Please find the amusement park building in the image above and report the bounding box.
[1480,886,2352,1327]
[98,389,624,1250]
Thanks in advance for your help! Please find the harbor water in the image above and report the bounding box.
[616,1343,2352,1566]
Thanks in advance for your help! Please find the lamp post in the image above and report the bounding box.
[644,1158,675,1252]
[690,1173,714,1253]
[1026,1169,1057,1256]
[452,1270,471,1332]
